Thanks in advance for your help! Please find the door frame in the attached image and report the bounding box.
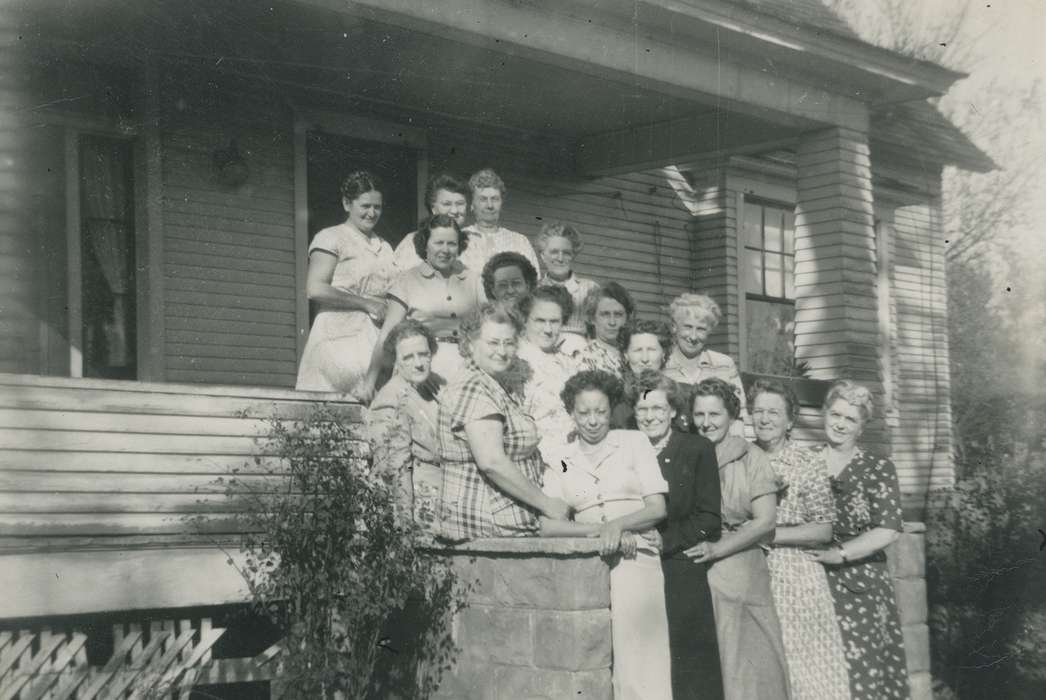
[291,108,429,361]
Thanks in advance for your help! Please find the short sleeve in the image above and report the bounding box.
[746,447,780,502]
[386,269,414,309]
[867,456,904,532]
[449,378,504,432]
[630,433,669,497]
[394,232,422,270]
[800,451,836,523]
[309,228,343,258]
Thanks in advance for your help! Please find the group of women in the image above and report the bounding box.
[299,169,911,699]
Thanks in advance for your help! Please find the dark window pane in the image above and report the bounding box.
[765,252,784,298]
[765,208,783,252]
[743,202,763,248]
[745,299,796,375]
[745,248,764,295]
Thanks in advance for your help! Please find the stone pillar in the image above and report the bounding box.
[888,522,931,700]
[432,538,612,700]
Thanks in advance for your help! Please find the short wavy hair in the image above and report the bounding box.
[383,318,438,359]
[560,369,623,413]
[748,377,799,422]
[467,168,506,196]
[625,369,687,414]
[582,282,636,337]
[618,318,673,368]
[459,302,523,359]
[340,170,383,202]
[823,379,875,424]
[424,172,468,211]
[412,213,468,260]
[691,377,742,420]
[667,293,722,329]
[482,252,538,300]
[515,285,574,324]
[534,220,584,255]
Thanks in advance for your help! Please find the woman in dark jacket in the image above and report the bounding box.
[629,369,724,699]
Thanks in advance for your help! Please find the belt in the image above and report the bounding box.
[435,336,460,344]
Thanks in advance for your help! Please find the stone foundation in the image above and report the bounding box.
[432,538,612,700]
[889,522,930,700]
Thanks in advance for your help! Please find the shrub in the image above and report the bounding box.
[216,405,465,699]
[926,417,1046,699]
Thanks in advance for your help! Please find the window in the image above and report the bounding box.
[742,198,796,375]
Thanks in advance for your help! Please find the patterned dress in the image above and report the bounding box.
[295,224,397,396]
[516,340,578,464]
[437,359,543,541]
[577,339,625,378]
[766,442,850,699]
[819,446,909,699]
[707,437,791,700]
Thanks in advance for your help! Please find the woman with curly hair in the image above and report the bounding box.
[296,171,397,397]
[752,378,849,699]
[809,380,908,699]
[514,286,578,462]
[366,319,445,534]
[534,220,599,356]
[629,369,724,700]
[576,282,635,378]
[687,377,791,700]
[481,251,538,307]
[437,304,571,541]
[541,369,672,700]
[365,213,480,396]
[613,318,676,429]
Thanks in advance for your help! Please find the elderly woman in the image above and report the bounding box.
[664,293,748,435]
[810,380,908,699]
[463,168,540,273]
[481,251,537,307]
[296,171,396,397]
[437,303,570,541]
[612,318,675,429]
[366,320,445,532]
[630,370,724,700]
[534,221,599,357]
[752,379,849,699]
[514,286,578,462]
[393,172,470,270]
[541,370,672,700]
[576,282,634,378]
[366,214,480,395]
[687,377,791,700]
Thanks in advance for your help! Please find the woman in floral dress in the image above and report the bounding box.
[296,171,397,399]
[752,378,850,699]
[810,380,909,699]
[576,281,634,378]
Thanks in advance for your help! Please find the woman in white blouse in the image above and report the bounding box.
[541,369,672,700]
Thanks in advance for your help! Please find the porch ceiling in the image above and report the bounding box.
[18,0,803,173]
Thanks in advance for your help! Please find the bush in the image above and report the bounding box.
[926,417,1046,699]
[217,405,465,699]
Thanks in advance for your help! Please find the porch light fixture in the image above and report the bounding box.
[213,139,249,188]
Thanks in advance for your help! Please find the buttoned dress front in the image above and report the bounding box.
[295,224,397,396]
[543,430,673,700]
[664,348,749,436]
[386,261,480,381]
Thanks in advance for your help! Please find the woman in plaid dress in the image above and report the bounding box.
[437,303,571,541]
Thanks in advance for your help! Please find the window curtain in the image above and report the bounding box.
[80,139,131,368]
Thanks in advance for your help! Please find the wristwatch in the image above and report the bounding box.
[836,544,849,563]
